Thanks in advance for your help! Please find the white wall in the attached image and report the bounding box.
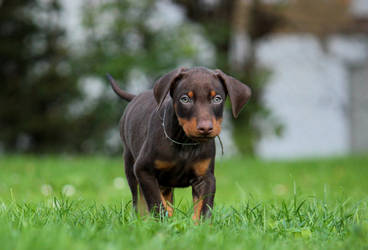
[255,34,368,159]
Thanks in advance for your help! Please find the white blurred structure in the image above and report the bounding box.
[255,35,368,158]
[255,0,368,158]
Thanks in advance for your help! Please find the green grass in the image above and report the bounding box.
[0,155,367,249]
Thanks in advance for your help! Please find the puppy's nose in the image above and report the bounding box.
[197,120,213,135]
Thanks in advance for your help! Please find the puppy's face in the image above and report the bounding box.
[154,67,251,142]
[172,70,226,141]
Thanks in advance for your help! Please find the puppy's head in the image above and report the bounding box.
[154,67,251,141]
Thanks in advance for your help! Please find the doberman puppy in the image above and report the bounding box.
[107,67,251,220]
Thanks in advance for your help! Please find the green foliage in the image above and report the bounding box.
[0,155,368,249]
[79,0,211,78]
[0,0,79,153]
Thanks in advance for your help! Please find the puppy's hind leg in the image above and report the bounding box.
[123,150,138,212]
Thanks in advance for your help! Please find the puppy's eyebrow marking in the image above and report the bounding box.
[210,90,216,97]
[188,91,194,98]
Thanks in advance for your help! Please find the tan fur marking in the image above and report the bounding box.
[192,197,204,221]
[160,189,174,217]
[188,91,194,98]
[155,160,175,170]
[212,117,223,136]
[210,90,216,97]
[193,158,211,176]
[177,117,198,137]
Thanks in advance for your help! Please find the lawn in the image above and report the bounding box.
[0,155,367,249]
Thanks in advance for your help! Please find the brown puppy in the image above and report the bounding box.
[107,67,251,220]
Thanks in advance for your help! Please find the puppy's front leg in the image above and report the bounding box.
[134,162,165,216]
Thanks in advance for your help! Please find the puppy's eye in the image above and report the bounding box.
[212,95,223,104]
[180,95,192,104]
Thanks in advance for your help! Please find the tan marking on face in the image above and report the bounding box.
[138,186,148,216]
[210,90,216,97]
[212,117,223,136]
[188,91,194,98]
[177,117,198,137]
[192,196,204,222]
[154,160,175,170]
[193,158,211,176]
[160,188,174,217]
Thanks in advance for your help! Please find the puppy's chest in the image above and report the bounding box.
[154,157,212,187]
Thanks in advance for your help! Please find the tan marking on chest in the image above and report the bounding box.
[155,160,175,170]
[193,158,211,176]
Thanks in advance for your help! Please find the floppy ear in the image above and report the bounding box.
[215,69,252,118]
[153,67,186,110]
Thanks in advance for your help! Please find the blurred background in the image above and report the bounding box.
[1,0,368,159]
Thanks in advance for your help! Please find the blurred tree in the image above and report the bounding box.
[280,0,352,40]
[0,0,79,153]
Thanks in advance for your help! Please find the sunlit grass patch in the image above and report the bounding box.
[0,155,367,249]
[0,196,367,250]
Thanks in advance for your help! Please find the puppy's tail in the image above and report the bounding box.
[106,73,136,101]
